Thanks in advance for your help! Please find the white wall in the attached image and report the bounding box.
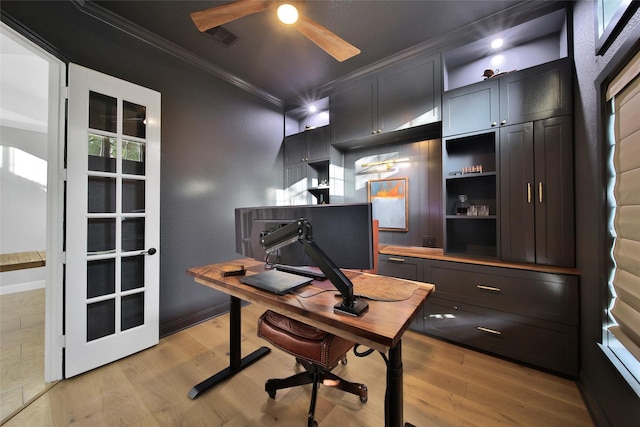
[0,30,49,294]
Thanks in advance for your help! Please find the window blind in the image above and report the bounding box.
[607,49,640,364]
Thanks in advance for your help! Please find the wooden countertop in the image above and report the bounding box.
[379,245,580,276]
[0,251,46,272]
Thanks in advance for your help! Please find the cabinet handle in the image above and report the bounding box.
[491,122,497,127]
[476,284,501,293]
[501,120,507,125]
[527,182,532,203]
[477,326,502,335]
[388,257,405,263]
[539,182,543,203]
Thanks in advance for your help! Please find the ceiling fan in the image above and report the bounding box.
[190,0,361,62]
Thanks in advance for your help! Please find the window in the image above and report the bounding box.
[603,48,640,397]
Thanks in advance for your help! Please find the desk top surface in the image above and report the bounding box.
[188,258,435,352]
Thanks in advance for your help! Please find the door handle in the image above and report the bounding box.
[527,182,532,203]
[539,182,543,203]
[141,248,157,256]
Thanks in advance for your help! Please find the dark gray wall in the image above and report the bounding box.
[571,2,640,426]
[1,1,284,336]
[343,138,442,248]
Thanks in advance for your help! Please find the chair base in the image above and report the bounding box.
[265,360,367,427]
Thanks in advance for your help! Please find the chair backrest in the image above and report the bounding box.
[361,219,379,274]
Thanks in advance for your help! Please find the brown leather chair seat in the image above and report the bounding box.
[258,309,367,426]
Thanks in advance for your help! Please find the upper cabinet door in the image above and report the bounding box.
[378,53,442,133]
[442,79,500,137]
[443,58,572,137]
[499,58,572,126]
[330,75,377,144]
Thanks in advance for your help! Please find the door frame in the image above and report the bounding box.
[1,22,66,382]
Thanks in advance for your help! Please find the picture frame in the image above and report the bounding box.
[368,178,408,231]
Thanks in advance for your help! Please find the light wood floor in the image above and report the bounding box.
[2,302,593,426]
[0,289,48,423]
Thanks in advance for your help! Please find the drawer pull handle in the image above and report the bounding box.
[476,284,501,292]
[477,326,502,335]
[388,257,405,263]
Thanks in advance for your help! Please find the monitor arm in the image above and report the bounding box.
[260,218,369,317]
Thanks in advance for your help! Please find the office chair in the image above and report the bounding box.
[257,221,379,427]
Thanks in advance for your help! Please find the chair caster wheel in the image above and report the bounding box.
[268,390,276,399]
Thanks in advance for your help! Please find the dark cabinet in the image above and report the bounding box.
[283,126,340,205]
[442,79,499,136]
[442,58,572,137]
[423,258,579,376]
[500,116,574,267]
[442,130,499,259]
[331,53,441,144]
[283,125,330,165]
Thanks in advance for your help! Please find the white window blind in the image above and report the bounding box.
[606,49,640,379]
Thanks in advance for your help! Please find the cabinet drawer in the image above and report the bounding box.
[425,298,578,376]
[430,262,578,325]
[378,255,422,281]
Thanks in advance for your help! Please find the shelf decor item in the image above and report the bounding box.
[368,177,408,231]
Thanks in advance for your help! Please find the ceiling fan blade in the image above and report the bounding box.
[295,15,360,62]
[191,0,271,32]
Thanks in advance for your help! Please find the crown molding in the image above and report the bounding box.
[73,0,283,108]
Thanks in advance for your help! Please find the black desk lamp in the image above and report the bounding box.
[260,218,369,317]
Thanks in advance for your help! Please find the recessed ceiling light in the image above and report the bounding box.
[491,38,504,50]
[308,105,317,113]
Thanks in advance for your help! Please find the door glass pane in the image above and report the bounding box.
[88,177,116,213]
[121,293,144,331]
[88,134,116,173]
[87,299,115,341]
[122,218,144,252]
[122,140,145,175]
[123,101,146,138]
[89,91,117,133]
[87,259,115,298]
[122,179,145,213]
[122,255,144,291]
[87,218,116,254]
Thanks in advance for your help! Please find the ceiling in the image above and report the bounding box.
[84,1,562,108]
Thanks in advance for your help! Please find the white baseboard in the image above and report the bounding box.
[0,279,46,295]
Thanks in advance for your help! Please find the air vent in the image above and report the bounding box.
[206,26,238,47]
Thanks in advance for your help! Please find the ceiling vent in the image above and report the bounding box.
[206,26,238,47]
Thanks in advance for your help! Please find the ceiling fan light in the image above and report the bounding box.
[277,4,299,25]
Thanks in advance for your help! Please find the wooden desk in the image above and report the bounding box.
[187,258,434,427]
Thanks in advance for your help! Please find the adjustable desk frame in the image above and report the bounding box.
[187,259,434,427]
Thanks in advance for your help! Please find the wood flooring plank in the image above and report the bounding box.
[2,302,593,427]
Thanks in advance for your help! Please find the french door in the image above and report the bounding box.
[65,64,160,377]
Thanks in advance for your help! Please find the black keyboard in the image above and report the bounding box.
[274,264,326,280]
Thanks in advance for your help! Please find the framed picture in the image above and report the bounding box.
[368,178,408,231]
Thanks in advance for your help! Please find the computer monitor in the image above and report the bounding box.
[235,203,374,270]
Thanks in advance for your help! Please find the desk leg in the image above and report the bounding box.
[385,340,415,427]
[188,296,271,399]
